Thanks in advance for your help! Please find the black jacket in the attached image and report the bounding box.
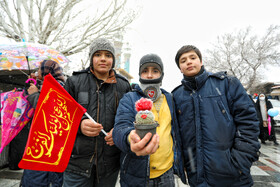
[64,67,131,179]
[255,96,277,141]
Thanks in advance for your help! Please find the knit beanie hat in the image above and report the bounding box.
[175,45,202,68]
[89,38,115,69]
[139,53,164,84]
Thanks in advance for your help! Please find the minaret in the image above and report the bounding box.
[113,34,133,82]
[113,34,123,69]
[123,42,131,74]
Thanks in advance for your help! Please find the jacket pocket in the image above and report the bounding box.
[78,91,88,108]
[205,148,240,178]
[205,171,240,186]
[121,154,130,174]
[217,100,231,122]
[121,154,148,178]
[72,135,95,156]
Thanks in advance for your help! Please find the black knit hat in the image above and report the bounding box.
[175,45,202,68]
[139,54,164,84]
[89,38,115,69]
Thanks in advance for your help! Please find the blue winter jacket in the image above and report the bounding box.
[113,84,186,187]
[172,71,260,187]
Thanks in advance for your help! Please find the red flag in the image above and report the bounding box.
[18,74,87,172]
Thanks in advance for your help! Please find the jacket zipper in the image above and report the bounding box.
[95,81,102,183]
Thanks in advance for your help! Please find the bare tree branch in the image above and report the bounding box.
[205,25,280,91]
[0,0,139,55]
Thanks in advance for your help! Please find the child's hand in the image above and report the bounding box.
[27,83,39,95]
[81,119,103,137]
[104,129,114,146]
[129,130,159,156]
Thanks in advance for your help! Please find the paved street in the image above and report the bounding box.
[251,138,280,187]
[1,132,280,187]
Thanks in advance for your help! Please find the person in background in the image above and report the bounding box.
[255,93,279,145]
[113,54,186,187]
[63,38,131,187]
[172,45,260,187]
[253,93,258,99]
[20,60,65,187]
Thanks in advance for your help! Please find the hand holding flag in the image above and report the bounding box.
[85,113,107,136]
[18,74,106,172]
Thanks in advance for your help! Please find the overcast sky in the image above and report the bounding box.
[1,0,279,92]
[124,0,280,92]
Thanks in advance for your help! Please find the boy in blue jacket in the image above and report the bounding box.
[113,54,186,187]
[172,45,260,187]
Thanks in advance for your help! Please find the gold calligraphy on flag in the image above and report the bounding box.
[22,88,78,165]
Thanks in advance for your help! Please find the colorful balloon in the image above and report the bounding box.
[268,108,279,117]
